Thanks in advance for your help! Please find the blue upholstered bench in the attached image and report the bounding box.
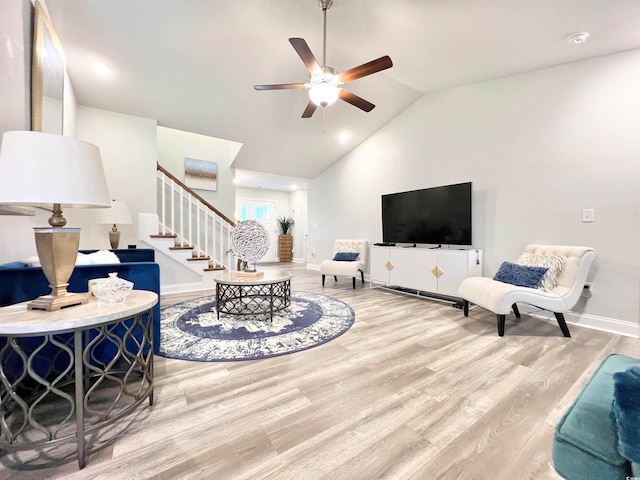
[0,249,160,353]
[553,353,640,479]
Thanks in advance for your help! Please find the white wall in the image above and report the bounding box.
[0,0,31,135]
[157,126,237,221]
[309,49,640,325]
[290,189,308,262]
[62,69,77,137]
[73,106,157,251]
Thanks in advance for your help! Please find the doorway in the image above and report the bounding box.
[238,199,278,262]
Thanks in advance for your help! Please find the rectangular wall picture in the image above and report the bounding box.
[184,157,218,192]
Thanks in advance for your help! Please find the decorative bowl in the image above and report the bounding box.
[91,272,133,303]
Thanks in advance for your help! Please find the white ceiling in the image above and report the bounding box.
[45,0,640,190]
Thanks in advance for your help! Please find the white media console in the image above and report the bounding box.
[370,246,483,299]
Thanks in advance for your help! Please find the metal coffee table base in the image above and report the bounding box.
[215,272,292,321]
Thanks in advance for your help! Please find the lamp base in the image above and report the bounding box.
[28,292,88,312]
[31,227,83,312]
[108,230,121,249]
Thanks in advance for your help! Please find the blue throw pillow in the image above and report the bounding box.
[612,364,640,462]
[493,261,548,288]
[332,252,359,262]
[0,261,29,269]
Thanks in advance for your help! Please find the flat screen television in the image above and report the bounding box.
[382,182,472,245]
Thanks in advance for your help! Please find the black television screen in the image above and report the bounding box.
[382,182,472,245]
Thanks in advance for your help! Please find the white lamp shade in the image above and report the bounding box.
[309,84,340,106]
[0,131,110,208]
[96,200,132,225]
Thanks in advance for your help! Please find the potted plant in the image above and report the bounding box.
[277,216,295,262]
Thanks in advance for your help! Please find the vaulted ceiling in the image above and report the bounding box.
[45,0,640,188]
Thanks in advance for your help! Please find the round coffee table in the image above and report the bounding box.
[214,270,292,321]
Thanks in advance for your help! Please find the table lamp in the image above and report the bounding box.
[96,200,132,249]
[0,131,111,311]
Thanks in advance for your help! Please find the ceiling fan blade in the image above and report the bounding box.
[254,83,305,91]
[302,100,318,118]
[339,90,375,112]
[289,38,322,75]
[339,56,393,83]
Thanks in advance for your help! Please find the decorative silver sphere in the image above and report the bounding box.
[231,220,270,263]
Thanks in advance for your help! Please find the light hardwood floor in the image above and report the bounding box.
[2,264,639,479]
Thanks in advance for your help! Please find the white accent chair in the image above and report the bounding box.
[458,244,597,337]
[320,239,368,289]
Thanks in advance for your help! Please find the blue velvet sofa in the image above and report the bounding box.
[553,353,640,479]
[0,249,161,353]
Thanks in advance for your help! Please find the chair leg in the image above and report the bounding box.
[334,276,338,281]
[463,300,469,317]
[352,277,356,289]
[554,312,571,337]
[512,303,521,318]
[322,274,325,286]
[497,314,506,337]
[360,270,364,284]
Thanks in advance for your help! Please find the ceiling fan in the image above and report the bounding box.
[254,0,393,118]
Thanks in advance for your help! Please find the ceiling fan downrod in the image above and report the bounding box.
[319,0,333,68]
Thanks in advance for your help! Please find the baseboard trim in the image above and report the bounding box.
[518,307,640,338]
[565,312,640,338]
[161,282,213,296]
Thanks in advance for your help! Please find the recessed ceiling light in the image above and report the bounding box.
[567,32,589,45]
[338,132,351,144]
[91,61,111,75]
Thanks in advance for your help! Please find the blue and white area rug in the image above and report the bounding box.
[158,291,355,362]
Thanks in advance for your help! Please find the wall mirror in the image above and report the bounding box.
[32,1,65,134]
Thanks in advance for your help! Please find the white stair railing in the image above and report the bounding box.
[156,164,234,271]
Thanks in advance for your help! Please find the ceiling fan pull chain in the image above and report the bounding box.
[322,107,327,135]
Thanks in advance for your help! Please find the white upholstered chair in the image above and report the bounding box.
[320,239,368,289]
[458,244,597,337]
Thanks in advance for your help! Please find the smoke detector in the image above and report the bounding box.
[567,32,589,45]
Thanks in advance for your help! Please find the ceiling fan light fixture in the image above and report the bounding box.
[309,83,340,107]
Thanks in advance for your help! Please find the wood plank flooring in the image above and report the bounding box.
[2,264,639,479]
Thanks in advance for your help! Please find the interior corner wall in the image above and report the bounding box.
[62,69,77,138]
[308,49,640,324]
[290,189,308,262]
[73,106,157,251]
[157,126,236,221]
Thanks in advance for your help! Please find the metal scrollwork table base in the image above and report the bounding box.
[214,271,293,321]
[0,290,157,469]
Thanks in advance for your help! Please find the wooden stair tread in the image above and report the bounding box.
[151,227,226,271]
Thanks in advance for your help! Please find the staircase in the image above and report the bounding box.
[138,164,235,291]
